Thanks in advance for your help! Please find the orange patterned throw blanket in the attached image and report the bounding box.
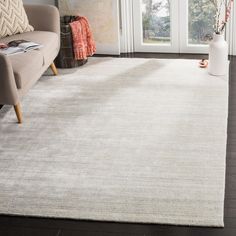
[69,16,96,60]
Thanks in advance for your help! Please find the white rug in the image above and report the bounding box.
[0,58,228,227]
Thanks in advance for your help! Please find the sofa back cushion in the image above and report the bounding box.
[0,0,34,39]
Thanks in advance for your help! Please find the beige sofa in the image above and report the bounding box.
[0,5,60,124]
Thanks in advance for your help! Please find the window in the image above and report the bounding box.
[188,0,216,45]
[142,0,171,45]
[133,0,217,53]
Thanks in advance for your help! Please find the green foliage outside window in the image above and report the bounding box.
[142,0,216,45]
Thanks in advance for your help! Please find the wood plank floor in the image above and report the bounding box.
[0,53,235,236]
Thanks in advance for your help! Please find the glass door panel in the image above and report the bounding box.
[142,0,171,45]
[188,0,216,45]
[180,0,217,53]
[134,0,179,53]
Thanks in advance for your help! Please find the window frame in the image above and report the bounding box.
[133,0,179,53]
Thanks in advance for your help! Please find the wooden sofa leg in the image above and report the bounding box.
[50,62,58,76]
[14,103,23,124]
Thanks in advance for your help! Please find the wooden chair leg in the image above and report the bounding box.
[14,103,23,124]
[50,62,58,76]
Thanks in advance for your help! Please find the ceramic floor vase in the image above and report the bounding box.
[208,34,228,76]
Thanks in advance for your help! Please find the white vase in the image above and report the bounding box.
[208,33,228,76]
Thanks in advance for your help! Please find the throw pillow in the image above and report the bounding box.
[0,0,34,39]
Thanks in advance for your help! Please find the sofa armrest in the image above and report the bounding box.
[0,54,19,105]
[24,5,60,37]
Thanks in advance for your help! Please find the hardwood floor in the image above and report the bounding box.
[0,53,235,236]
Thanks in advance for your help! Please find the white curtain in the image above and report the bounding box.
[228,3,236,55]
[120,0,135,53]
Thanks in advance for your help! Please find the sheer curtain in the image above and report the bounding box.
[228,3,236,55]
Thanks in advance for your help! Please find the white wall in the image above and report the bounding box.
[23,0,55,5]
[59,0,120,55]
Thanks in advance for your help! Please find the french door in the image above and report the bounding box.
[133,0,179,53]
[133,0,217,54]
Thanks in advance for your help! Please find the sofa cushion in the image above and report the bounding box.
[1,31,59,89]
[0,0,34,39]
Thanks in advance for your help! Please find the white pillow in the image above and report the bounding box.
[0,0,34,39]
